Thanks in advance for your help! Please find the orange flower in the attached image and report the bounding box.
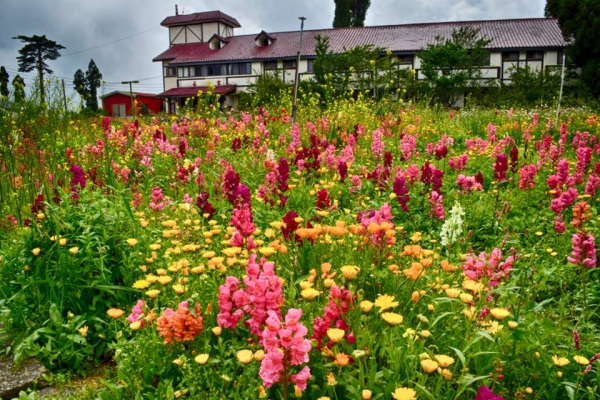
[107,308,125,319]
[334,352,351,367]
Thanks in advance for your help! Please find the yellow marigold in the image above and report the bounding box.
[126,238,138,246]
[508,321,518,329]
[194,353,209,365]
[552,355,570,367]
[326,328,345,343]
[445,288,460,298]
[381,312,404,326]
[374,294,398,312]
[254,349,265,362]
[132,279,151,289]
[421,359,439,374]
[32,248,41,256]
[392,386,417,400]
[434,355,455,368]
[489,308,510,320]
[69,247,79,254]
[172,284,185,294]
[459,293,473,303]
[157,275,172,285]
[301,288,320,300]
[107,308,125,319]
[236,349,254,364]
[59,238,68,246]
[360,300,374,313]
[362,389,372,399]
[149,243,161,251]
[340,265,360,280]
[145,289,161,298]
[258,246,276,256]
[573,355,589,365]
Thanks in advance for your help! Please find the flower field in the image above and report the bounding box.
[0,97,598,399]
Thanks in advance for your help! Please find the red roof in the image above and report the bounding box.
[100,91,158,99]
[161,11,241,28]
[156,85,237,98]
[154,18,565,65]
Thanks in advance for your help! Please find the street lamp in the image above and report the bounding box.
[121,80,139,117]
[292,16,306,125]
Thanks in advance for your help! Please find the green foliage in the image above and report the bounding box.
[0,188,139,369]
[545,0,600,97]
[419,26,492,106]
[12,35,65,105]
[73,59,103,112]
[333,0,371,27]
[12,74,26,103]
[242,71,292,109]
[0,66,9,98]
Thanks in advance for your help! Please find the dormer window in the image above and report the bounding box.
[208,34,229,50]
[255,31,276,47]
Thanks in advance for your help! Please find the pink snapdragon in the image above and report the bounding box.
[149,186,165,211]
[567,231,596,268]
[518,164,537,190]
[259,309,312,391]
[462,248,515,287]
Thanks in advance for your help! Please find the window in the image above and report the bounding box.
[526,51,543,61]
[178,66,192,77]
[306,59,314,73]
[502,51,520,62]
[283,60,297,69]
[229,63,251,75]
[397,55,414,65]
[557,50,565,65]
[264,61,277,71]
[165,66,177,77]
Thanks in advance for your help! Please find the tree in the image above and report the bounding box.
[85,59,102,111]
[0,66,9,98]
[333,0,371,27]
[419,26,492,106]
[73,68,86,103]
[545,0,600,96]
[13,34,65,105]
[12,74,25,103]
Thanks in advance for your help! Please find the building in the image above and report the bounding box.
[153,10,567,112]
[101,91,163,117]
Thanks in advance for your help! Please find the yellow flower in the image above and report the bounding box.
[326,328,345,343]
[508,321,518,329]
[420,330,431,338]
[258,246,276,256]
[381,312,404,326]
[489,308,510,320]
[212,326,222,336]
[126,238,138,246]
[172,358,184,366]
[132,279,151,289]
[360,300,374,313]
[573,355,589,365]
[59,238,68,246]
[410,232,422,242]
[552,355,570,367]
[145,289,161,298]
[445,288,460,298]
[374,294,398,312]
[157,275,172,285]
[254,349,265,362]
[486,320,503,335]
[107,308,125,319]
[69,247,79,254]
[421,359,439,374]
[441,368,453,381]
[78,325,88,337]
[149,243,161,251]
[194,353,209,365]
[459,293,473,303]
[130,320,142,330]
[172,284,185,294]
[236,349,254,364]
[340,265,360,280]
[434,355,455,368]
[392,386,417,400]
[301,288,320,300]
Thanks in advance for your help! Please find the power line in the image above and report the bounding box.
[61,26,161,57]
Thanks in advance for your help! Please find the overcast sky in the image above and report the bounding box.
[0,0,546,103]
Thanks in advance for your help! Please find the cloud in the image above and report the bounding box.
[0,0,546,102]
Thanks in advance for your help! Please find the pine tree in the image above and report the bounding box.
[333,0,371,27]
[0,66,9,98]
[85,59,102,111]
[12,75,25,103]
[73,68,87,104]
[13,34,65,105]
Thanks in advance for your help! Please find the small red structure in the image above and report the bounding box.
[101,91,163,117]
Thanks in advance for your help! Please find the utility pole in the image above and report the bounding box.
[61,79,68,114]
[121,80,139,117]
[292,16,306,125]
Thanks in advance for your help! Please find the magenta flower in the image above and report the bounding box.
[127,300,147,326]
[474,385,505,400]
[567,231,596,268]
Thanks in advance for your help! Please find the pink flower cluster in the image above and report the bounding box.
[518,164,537,190]
[462,248,515,287]
[127,300,147,326]
[457,174,483,192]
[371,128,385,159]
[449,153,469,171]
[217,254,284,337]
[149,186,165,211]
[259,308,311,390]
[230,204,257,250]
[567,231,596,268]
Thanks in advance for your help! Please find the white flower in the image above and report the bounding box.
[440,200,465,246]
